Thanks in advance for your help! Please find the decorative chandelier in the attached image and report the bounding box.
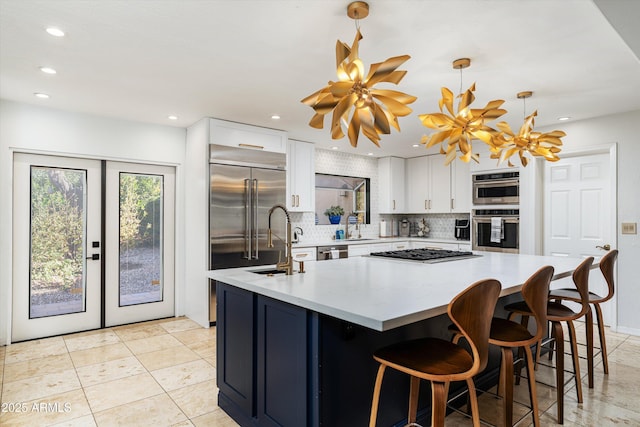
[301,1,416,148]
[418,58,507,165]
[492,91,565,167]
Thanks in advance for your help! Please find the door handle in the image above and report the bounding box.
[596,244,611,251]
[253,179,259,259]
[86,253,100,260]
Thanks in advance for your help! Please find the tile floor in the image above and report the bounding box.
[1,318,639,426]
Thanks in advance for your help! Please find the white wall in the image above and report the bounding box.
[529,109,640,334]
[0,100,186,345]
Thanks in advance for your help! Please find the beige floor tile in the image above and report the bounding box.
[2,369,81,403]
[4,336,68,364]
[64,330,121,353]
[171,421,194,427]
[124,333,183,355]
[151,359,215,392]
[160,318,202,334]
[50,414,97,426]
[171,327,216,346]
[191,408,240,427]
[186,339,215,359]
[83,372,164,413]
[113,323,168,342]
[203,356,216,367]
[93,393,187,427]
[0,388,91,427]
[3,353,74,383]
[76,356,146,387]
[168,380,216,419]
[69,342,133,368]
[136,345,201,371]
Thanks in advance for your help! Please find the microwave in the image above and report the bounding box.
[472,171,519,205]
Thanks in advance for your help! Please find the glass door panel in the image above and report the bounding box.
[119,172,164,306]
[30,166,88,318]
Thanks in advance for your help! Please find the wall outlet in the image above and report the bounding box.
[621,222,637,235]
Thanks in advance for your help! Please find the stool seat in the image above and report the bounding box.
[489,317,534,344]
[550,288,604,303]
[374,338,473,379]
[504,300,578,322]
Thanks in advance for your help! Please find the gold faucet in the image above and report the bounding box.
[267,204,294,275]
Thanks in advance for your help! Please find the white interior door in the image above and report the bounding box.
[104,162,175,327]
[543,152,615,324]
[12,154,102,341]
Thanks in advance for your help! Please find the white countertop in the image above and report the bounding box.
[207,252,588,332]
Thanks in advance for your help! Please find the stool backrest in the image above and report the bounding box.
[599,249,618,302]
[522,265,555,341]
[572,256,595,318]
[449,278,501,375]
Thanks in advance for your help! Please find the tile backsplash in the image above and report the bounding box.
[290,148,470,243]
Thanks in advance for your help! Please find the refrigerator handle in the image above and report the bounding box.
[253,178,259,259]
[243,178,251,260]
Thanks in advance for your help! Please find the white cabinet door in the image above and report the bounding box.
[209,118,287,153]
[451,160,471,213]
[287,140,315,212]
[348,244,371,257]
[378,157,405,213]
[428,156,452,213]
[405,157,429,213]
[291,247,316,262]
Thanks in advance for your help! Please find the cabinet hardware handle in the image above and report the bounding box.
[451,198,454,210]
[296,195,300,207]
[296,253,308,258]
[238,143,264,150]
[393,200,396,210]
[291,195,295,206]
[425,200,428,210]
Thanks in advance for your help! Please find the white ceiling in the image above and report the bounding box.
[1,0,639,158]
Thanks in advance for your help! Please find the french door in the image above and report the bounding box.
[12,154,175,341]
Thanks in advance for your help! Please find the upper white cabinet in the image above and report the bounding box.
[378,157,405,213]
[209,118,286,153]
[287,139,315,212]
[405,155,470,213]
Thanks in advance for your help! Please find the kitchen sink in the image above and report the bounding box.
[251,268,286,275]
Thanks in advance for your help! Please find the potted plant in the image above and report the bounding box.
[324,205,345,224]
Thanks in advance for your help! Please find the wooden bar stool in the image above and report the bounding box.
[505,256,593,424]
[450,265,554,427]
[369,279,501,427]
[549,249,618,376]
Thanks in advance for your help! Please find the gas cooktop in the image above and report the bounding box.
[369,248,480,263]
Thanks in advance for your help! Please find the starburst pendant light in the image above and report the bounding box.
[418,58,507,165]
[301,1,416,148]
[492,91,565,167]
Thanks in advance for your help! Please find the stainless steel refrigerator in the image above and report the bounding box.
[209,145,287,321]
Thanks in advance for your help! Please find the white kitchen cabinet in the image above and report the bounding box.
[348,244,371,257]
[369,242,394,253]
[291,247,316,262]
[209,118,286,153]
[378,157,405,213]
[287,139,315,212]
[451,160,471,213]
[405,155,471,213]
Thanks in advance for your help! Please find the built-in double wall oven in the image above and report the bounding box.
[472,171,520,253]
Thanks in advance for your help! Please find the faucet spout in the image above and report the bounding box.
[267,204,294,275]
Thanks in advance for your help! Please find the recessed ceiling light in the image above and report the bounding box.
[412,144,419,148]
[558,116,571,121]
[168,115,178,120]
[46,27,65,37]
[39,66,57,74]
[34,92,50,99]
[367,152,373,156]
[331,146,338,150]
[271,115,280,120]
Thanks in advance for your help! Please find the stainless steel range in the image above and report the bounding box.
[370,248,480,263]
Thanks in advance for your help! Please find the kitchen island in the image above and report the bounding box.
[208,252,589,427]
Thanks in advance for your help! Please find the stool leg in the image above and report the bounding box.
[408,376,420,424]
[431,381,447,427]
[593,302,609,374]
[552,321,564,424]
[501,347,514,427]
[524,345,541,427]
[466,378,481,427]
[586,308,594,388]
[369,364,386,427]
[566,320,583,403]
